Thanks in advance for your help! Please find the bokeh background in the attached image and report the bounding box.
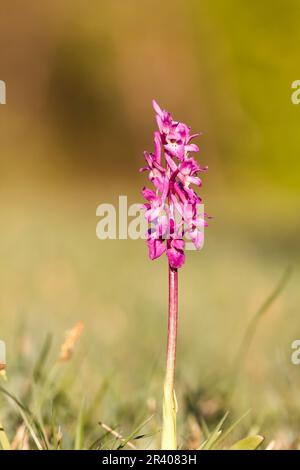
[0,0,300,449]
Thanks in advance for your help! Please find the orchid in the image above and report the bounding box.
[140,100,208,270]
[140,101,208,450]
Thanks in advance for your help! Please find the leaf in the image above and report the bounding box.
[199,431,222,450]
[0,422,11,450]
[230,435,264,450]
[75,399,85,450]
[214,409,251,448]
[161,386,177,450]
[199,416,210,440]
[17,407,44,450]
[117,415,153,450]
[88,436,103,450]
[33,333,52,383]
[201,411,229,450]
[0,385,46,450]
[134,430,159,440]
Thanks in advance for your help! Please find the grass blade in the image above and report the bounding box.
[229,267,292,395]
[75,399,85,450]
[33,333,52,383]
[0,421,11,450]
[214,409,251,448]
[230,435,264,450]
[0,385,46,449]
[201,411,229,450]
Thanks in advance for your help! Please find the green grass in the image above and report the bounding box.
[0,187,299,450]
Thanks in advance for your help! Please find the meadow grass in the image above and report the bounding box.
[0,187,299,449]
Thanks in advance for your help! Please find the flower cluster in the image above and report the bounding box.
[140,100,208,269]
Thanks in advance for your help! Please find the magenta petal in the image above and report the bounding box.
[185,143,199,153]
[191,229,204,250]
[187,133,199,142]
[165,153,178,172]
[174,182,187,204]
[147,238,166,260]
[154,131,162,164]
[167,246,185,269]
[142,187,157,201]
[156,115,164,133]
[176,123,190,142]
[164,142,185,160]
[188,176,202,186]
[143,151,153,167]
[140,101,209,268]
[172,239,185,251]
[167,239,185,268]
[152,99,164,118]
[171,194,183,217]
[161,177,169,202]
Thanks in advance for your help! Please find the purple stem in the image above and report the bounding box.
[165,265,178,391]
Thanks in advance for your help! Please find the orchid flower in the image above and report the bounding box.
[140,100,208,449]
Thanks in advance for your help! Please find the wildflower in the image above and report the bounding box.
[140,101,209,450]
[140,100,207,269]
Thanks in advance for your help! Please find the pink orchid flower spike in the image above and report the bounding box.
[140,100,209,450]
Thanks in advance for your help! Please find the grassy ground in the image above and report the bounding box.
[0,183,299,450]
[0,0,300,451]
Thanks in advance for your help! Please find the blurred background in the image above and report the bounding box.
[0,0,300,449]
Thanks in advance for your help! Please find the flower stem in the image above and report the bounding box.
[161,265,178,450]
